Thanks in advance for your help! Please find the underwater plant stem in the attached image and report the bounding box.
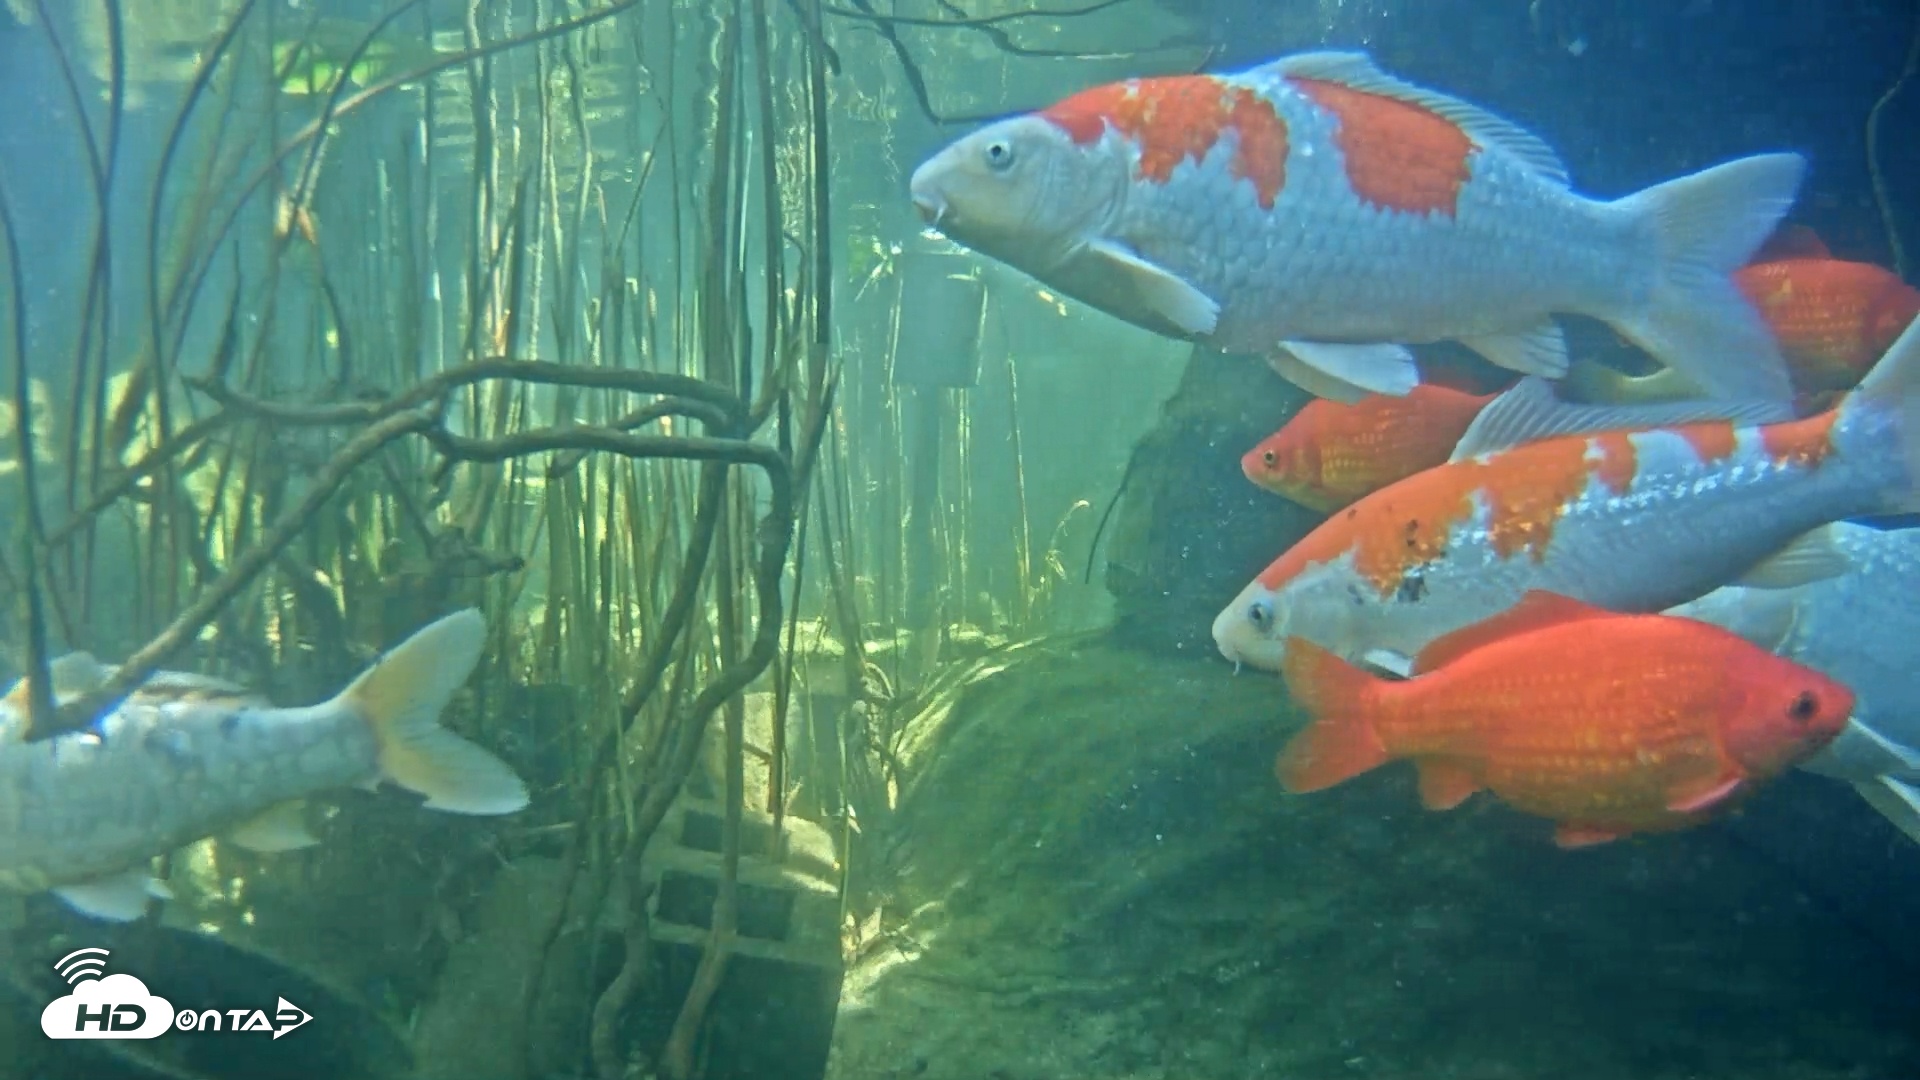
[0,168,60,737]
[588,874,655,1080]
[822,0,1131,27]
[47,406,440,736]
[1867,9,1920,277]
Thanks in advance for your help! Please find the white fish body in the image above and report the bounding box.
[0,609,529,921]
[1669,522,1920,843]
[908,50,1802,402]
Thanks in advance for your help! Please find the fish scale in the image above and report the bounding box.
[1130,75,1624,344]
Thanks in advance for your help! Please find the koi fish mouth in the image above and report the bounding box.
[912,193,945,227]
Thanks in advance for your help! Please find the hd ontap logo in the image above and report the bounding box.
[41,948,311,1041]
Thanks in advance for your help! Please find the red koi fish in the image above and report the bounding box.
[1276,591,1852,848]
[908,49,1803,402]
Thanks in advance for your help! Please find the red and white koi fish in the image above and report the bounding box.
[907,49,1803,402]
[1212,313,1920,676]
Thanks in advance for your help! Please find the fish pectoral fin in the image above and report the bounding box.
[1457,321,1570,379]
[1553,822,1626,849]
[1273,342,1419,400]
[1666,773,1745,815]
[1415,759,1482,811]
[1734,526,1853,589]
[52,866,168,922]
[1447,376,1794,462]
[1083,238,1219,336]
[45,652,113,699]
[1358,648,1414,679]
[1852,776,1920,845]
[225,799,322,853]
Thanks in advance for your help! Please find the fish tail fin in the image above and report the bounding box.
[1610,152,1806,402]
[336,608,530,815]
[1275,638,1390,793]
[1852,776,1920,846]
[1850,311,1920,513]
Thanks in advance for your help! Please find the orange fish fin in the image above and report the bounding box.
[1415,758,1481,811]
[1411,591,1618,674]
[1666,774,1745,815]
[1751,222,1831,263]
[1553,822,1627,849]
[1275,638,1388,793]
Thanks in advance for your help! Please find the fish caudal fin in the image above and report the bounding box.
[1275,638,1390,793]
[337,609,530,815]
[1852,776,1920,846]
[1850,309,1920,513]
[1610,152,1806,402]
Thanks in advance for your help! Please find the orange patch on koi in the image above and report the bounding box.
[1261,432,1638,596]
[1679,422,1740,465]
[1289,76,1474,217]
[1759,410,1840,470]
[1042,77,1289,208]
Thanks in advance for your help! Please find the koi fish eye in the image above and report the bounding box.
[1246,598,1275,633]
[1787,690,1819,724]
[983,140,1015,172]
[1261,449,1278,468]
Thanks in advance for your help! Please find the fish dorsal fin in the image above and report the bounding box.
[1447,376,1796,462]
[1262,50,1570,186]
[1412,591,1616,674]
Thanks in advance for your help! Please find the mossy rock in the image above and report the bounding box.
[827,636,1920,1080]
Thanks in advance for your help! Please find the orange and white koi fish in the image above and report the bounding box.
[1276,591,1852,849]
[1242,384,1496,513]
[1212,313,1920,676]
[907,49,1804,402]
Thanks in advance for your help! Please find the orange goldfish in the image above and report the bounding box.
[1735,257,1920,394]
[1274,591,1853,848]
[1241,384,1496,513]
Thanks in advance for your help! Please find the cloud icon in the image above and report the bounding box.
[41,973,176,1039]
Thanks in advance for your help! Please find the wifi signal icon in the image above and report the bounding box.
[54,948,110,984]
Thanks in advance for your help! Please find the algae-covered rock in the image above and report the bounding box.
[826,637,1920,1080]
[1102,346,1317,657]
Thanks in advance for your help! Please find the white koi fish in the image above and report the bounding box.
[0,609,528,921]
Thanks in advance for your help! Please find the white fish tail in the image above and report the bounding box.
[334,608,530,815]
[1849,310,1920,514]
[1852,777,1920,847]
[1608,152,1806,402]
